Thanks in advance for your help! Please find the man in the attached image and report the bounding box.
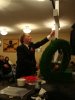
[16,31,55,78]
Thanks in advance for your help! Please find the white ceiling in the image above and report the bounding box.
[0,0,75,35]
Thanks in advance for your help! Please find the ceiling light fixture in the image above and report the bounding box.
[23,26,31,34]
[0,27,8,35]
[0,30,8,35]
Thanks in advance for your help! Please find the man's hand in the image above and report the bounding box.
[47,30,55,40]
[50,30,55,37]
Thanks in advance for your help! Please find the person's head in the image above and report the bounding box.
[0,55,5,61]
[5,56,9,62]
[20,34,32,45]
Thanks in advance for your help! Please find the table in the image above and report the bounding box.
[0,78,75,100]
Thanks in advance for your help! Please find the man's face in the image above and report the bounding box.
[23,34,32,45]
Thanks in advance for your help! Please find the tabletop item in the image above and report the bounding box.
[17,78,26,86]
[0,86,30,99]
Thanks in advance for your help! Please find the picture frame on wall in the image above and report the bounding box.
[3,39,19,52]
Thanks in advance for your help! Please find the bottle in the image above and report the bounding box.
[34,80,41,93]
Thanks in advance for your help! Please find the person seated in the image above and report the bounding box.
[2,56,13,80]
[0,55,5,79]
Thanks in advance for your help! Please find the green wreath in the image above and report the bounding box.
[39,39,71,81]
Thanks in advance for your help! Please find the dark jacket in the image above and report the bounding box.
[2,61,12,75]
[16,37,49,78]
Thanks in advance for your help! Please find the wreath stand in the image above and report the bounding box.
[40,38,72,83]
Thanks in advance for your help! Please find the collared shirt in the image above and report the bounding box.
[24,43,29,49]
